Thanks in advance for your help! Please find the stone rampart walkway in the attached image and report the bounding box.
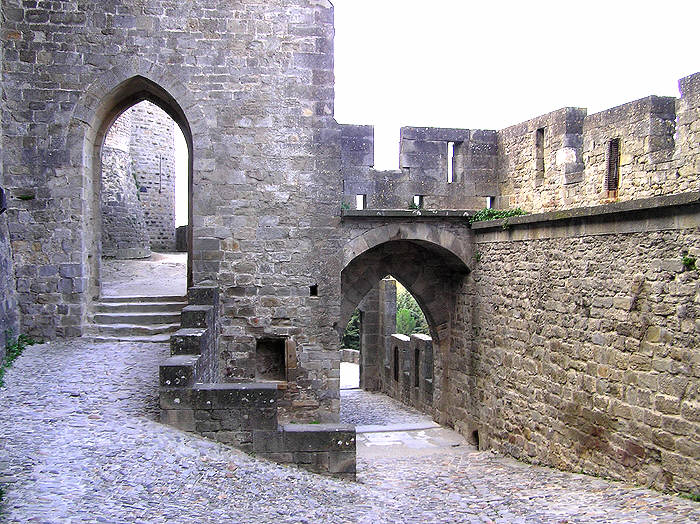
[0,340,697,523]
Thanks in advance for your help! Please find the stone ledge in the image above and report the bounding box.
[470,192,700,231]
[342,209,473,219]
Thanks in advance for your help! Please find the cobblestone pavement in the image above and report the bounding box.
[1,340,698,523]
[340,387,433,426]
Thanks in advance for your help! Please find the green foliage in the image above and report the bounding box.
[342,309,360,350]
[17,194,35,201]
[468,207,527,224]
[396,287,429,336]
[340,202,351,211]
[1,330,38,387]
[396,308,416,335]
[682,253,696,271]
[678,491,700,502]
[408,201,420,209]
[473,250,482,263]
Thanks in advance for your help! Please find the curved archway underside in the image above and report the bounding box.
[341,240,469,343]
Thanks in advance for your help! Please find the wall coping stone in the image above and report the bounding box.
[470,191,700,231]
[343,192,700,225]
[194,382,282,391]
[342,209,473,219]
[282,423,356,433]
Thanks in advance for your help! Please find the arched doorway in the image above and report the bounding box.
[340,239,470,419]
[84,76,194,340]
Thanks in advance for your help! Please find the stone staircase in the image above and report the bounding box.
[87,295,187,342]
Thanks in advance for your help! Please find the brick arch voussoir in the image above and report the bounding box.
[343,224,472,271]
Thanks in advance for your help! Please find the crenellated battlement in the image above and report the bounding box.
[341,72,700,213]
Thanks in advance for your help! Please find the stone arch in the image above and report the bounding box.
[340,239,469,344]
[342,223,473,273]
[67,65,207,302]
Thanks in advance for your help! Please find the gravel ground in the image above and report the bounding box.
[1,339,697,523]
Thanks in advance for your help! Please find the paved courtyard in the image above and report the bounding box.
[0,339,697,523]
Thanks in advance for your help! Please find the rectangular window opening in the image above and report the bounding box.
[393,346,399,382]
[486,196,495,209]
[413,195,424,208]
[606,138,621,196]
[414,347,420,387]
[256,337,287,382]
[309,284,318,296]
[356,194,366,210]
[447,142,455,183]
[535,128,545,179]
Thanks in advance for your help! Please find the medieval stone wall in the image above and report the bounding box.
[447,206,699,493]
[0,0,19,357]
[129,101,177,251]
[2,0,340,421]
[341,73,700,215]
[341,124,498,210]
[101,107,151,259]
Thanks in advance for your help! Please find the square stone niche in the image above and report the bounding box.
[255,337,287,382]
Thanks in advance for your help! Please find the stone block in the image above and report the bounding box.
[328,451,356,474]
[282,424,356,452]
[170,327,208,355]
[160,409,195,432]
[159,355,200,387]
[181,304,213,328]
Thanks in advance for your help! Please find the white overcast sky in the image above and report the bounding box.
[332,0,699,169]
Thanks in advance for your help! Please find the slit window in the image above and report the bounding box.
[447,142,455,183]
[309,284,318,296]
[355,194,367,210]
[393,346,399,382]
[535,127,545,177]
[414,346,420,387]
[486,196,494,209]
[606,138,621,194]
[412,195,424,208]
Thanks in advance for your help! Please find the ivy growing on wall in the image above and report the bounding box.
[468,207,527,223]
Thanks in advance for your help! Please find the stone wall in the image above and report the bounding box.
[383,333,434,414]
[160,283,355,479]
[129,101,177,251]
[340,73,700,215]
[446,198,700,493]
[2,0,342,419]
[341,124,498,210]
[101,108,151,259]
[0,0,19,357]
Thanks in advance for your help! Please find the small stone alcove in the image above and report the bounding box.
[255,337,287,381]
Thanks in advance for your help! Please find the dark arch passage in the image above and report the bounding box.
[340,239,469,344]
[340,239,469,415]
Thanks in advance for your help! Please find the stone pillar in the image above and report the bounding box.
[357,286,381,391]
[101,109,151,259]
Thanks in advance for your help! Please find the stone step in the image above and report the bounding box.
[180,305,213,329]
[94,301,186,313]
[100,295,187,304]
[160,355,200,387]
[86,323,181,337]
[89,334,173,343]
[93,311,181,325]
[170,327,208,355]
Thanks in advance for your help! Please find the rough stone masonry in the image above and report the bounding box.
[0,0,697,492]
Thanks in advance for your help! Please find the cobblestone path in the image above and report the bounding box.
[1,340,697,523]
